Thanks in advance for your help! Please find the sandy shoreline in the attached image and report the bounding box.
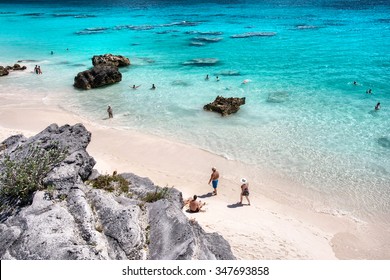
[1,95,389,260]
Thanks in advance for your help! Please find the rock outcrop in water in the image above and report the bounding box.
[74,54,130,90]
[0,124,235,260]
[0,64,27,76]
[0,66,8,76]
[74,65,122,90]
[92,54,131,68]
[203,96,246,116]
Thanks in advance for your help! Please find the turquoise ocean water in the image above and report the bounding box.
[1,0,389,224]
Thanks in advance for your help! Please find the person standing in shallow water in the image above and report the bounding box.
[107,105,113,118]
[208,167,219,195]
[375,102,381,110]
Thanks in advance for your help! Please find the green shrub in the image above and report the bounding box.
[0,143,67,206]
[142,187,170,203]
[88,174,130,195]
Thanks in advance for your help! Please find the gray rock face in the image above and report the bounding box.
[0,124,236,260]
[148,200,235,260]
[204,96,246,116]
[73,65,122,90]
[92,54,131,67]
[0,66,9,76]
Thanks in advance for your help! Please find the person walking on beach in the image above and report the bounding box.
[107,105,113,118]
[208,167,219,195]
[37,66,42,74]
[239,178,250,205]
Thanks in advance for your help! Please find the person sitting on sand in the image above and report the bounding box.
[184,195,206,213]
[239,178,250,205]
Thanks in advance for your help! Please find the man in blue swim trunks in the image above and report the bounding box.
[208,167,220,195]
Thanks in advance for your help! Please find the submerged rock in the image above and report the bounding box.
[183,58,219,66]
[203,96,246,116]
[295,25,320,30]
[216,70,241,76]
[73,65,122,90]
[75,27,109,35]
[186,31,223,36]
[267,91,289,103]
[231,32,276,38]
[161,21,199,27]
[171,80,191,87]
[189,41,206,47]
[378,137,390,149]
[92,54,130,68]
[192,36,223,43]
[0,124,236,260]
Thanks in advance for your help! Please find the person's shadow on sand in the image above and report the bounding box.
[198,192,214,199]
[185,209,206,214]
[227,202,244,208]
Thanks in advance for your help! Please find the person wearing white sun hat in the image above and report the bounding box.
[239,178,250,205]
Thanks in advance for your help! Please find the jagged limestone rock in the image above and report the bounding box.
[92,54,130,67]
[204,96,246,116]
[73,65,122,90]
[0,124,236,260]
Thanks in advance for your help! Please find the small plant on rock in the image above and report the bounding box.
[0,142,67,222]
[142,186,170,203]
[0,143,67,206]
[88,173,130,195]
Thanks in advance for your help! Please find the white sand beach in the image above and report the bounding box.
[1,94,389,260]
